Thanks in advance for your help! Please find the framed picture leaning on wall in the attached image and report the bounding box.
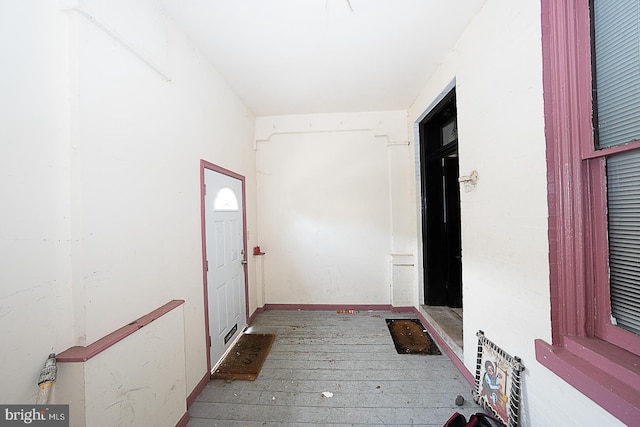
[472,331,525,427]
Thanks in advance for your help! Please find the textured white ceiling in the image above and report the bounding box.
[158,0,485,116]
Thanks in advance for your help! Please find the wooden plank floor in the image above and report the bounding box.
[188,310,481,426]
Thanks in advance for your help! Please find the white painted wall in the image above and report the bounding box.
[0,0,75,403]
[2,0,622,424]
[83,307,186,427]
[408,0,622,425]
[54,305,186,427]
[255,112,408,305]
[0,0,257,415]
[69,0,258,403]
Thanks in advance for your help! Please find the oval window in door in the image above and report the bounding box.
[213,187,239,211]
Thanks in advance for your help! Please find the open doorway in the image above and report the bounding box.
[418,88,463,349]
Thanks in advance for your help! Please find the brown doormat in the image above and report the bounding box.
[211,333,275,380]
[386,319,441,355]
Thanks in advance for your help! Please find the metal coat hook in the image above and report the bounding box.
[458,170,479,191]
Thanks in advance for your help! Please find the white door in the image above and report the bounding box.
[204,168,247,370]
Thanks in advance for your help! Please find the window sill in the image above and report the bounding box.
[535,337,640,425]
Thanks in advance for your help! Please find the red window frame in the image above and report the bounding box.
[536,0,640,424]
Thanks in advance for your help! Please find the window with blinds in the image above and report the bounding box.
[593,0,640,335]
[607,150,640,335]
[593,1,640,149]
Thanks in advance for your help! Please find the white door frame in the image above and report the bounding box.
[200,159,249,373]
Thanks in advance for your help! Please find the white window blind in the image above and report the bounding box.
[594,0,640,335]
[593,0,640,149]
[607,150,640,335]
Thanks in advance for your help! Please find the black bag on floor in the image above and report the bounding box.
[444,411,504,427]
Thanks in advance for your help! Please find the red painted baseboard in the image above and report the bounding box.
[410,307,475,385]
[175,411,189,427]
[262,303,394,311]
[248,306,265,325]
[187,371,210,409]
